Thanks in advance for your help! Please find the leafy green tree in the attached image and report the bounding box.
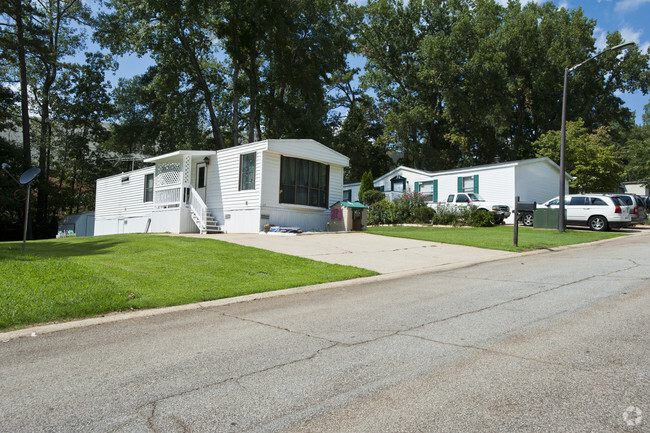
[358,0,650,170]
[107,65,211,159]
[358,169,375,203]
[534,119,623,192]
[95,0,227,149]
[332,96,391,183]
[0,85,25,241]
[0,0,45,166]
[623,102,650,183]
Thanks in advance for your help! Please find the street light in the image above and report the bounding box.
[558,41,635,232]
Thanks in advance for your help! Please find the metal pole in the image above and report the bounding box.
[513,196,519,247]
[558,67,568,232]
[557,42,634,233]
[22,183,30,249]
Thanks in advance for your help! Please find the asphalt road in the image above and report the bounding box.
[1,233,649,432]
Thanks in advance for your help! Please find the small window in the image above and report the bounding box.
[591,197,607,206]
[456,194,470,203]
[447,194,455,203]
[343,189,351,201]
[240,152,256,190]
[144,174,154,202]
[462,176,474,193]
[548,198,559,205]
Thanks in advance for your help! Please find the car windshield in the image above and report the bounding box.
[467,193,485,202]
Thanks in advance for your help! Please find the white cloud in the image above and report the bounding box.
[620,26,642,43]
[594,27,609,50]
[618,26,650,54]
[615,0,650,13]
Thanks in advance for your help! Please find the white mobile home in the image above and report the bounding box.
[344,157,571,223]
[343,166,434,202]
[95,139,349,235]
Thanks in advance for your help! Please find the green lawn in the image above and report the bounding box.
[367,225,626,252]
[0,234,376,331]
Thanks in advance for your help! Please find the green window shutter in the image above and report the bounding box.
[414,181,419,192]
[473,175,479,194]
[457,177,463,193]
[379,185,384,192]
[433,179,438,202]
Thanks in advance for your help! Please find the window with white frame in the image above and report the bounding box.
[240,152,256,190]
[144,174,154,202]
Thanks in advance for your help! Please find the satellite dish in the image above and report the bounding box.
[19,167,41,185]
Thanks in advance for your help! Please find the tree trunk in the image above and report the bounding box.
[176,24,225,150]
[14,0,31,166]
[247,43,259,143]
[232,23,240,147]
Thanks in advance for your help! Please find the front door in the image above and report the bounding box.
[195,162,207,202]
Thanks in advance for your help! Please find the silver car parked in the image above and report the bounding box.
[602,193,648,225]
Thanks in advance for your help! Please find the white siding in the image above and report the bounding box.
[206,142,266,232]
[514,160,566,204]
[94,167,155,235]
[267,139,348,167]
[373,167,433,192]
[343,182,360,202]
[255,150,345,232]
[432,166,515,221]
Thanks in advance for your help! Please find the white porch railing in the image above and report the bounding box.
[154,187,181,206]
[187,186,207,232]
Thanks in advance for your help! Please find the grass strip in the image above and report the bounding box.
[0,234,376,331]
[367,225,625,252]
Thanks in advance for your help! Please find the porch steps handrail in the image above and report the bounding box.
[187,187,223,234]
[188,186,208,232]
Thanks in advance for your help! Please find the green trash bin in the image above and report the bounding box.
[533,208,566,229]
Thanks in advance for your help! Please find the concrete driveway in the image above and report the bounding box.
[179,231,516,276]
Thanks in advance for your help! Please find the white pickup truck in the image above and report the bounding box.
[433,193,511,223]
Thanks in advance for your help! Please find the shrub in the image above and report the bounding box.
[360,189,386,206]
[413,206,435,224]
[358,170,374,202]
[467,207,495,227]
[431,204,458,225]
[429,204,495,227]
[367,199,396,225]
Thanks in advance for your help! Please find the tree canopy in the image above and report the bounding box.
[1,0,649,239]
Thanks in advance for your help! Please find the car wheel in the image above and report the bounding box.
[588,216,608,231]
[520,212,534,227]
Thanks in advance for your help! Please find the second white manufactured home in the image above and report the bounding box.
[95,139,349,235]
[344,157,571,223]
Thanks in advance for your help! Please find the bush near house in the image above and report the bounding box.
[368,193,494,227]
[368,192,435,225]
[359,188,385,206]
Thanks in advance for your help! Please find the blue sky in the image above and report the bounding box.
[99,0,650,124]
